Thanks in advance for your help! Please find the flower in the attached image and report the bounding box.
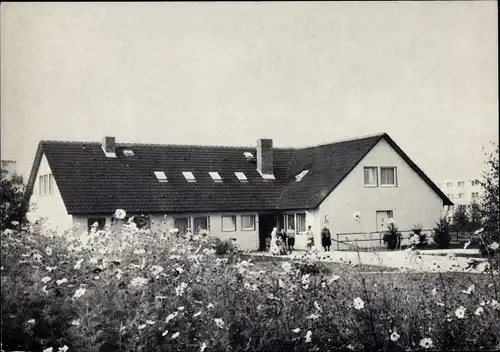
[165,312,178,323]
[130,277,149,288]
[410,235,420,245]
[171,332,180,339]
[306,313,320,320]
[207,303,214,309]
[41,276,52,284]
[475,307,484,316]
[474,228,484,235]
[146,320,155,325]
[281,262,292,273]
[314,301,322,312]
[461,284,475,295]
[301,274,311,287]
[46,266,57,272]
[70,320,80,326]
[11,220,19,226]
[390,331,400,342]
[200,342,207,352]
[491,300,500,309]
[463,240,471,249]
[193,311,202,318]
[214,318,225,329]
[45,247,53,256]
[58,346,69,352]
[431,288,437,296]
[177,306,185,311]
[150,265,164,276]
[419,337,434,349]
[114,209,127,220]
[162,330,169,336]
[74,259,84,270]
[328,275,341,284]
[175,282,188,296]
[27,319,36,324]
[138,324,147,330]
[56,278,68,286]
[305,330,312,343]
[73,288,86,299]
[489,242,499,250]
[353,297,365,310]
[133,249,146,255]
[292,328,301,333]
[42,285,49,294]
[455,306,466,319]
[43,348,54,352]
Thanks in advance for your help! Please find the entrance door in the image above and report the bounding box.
[258,213,278,251]
[376,210,393,232]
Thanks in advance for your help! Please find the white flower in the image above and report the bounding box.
[41,276,52,284]
[74,259,84,270]
[150,265,164,276]
[489,242,499,250]
[177,306,185,311]
[43,348,54,352]
[133,249,146,255]
[45,247,53,256]
[27,319,36,324]
[116,269,123,280]
[165,312,178,323]
[162,330,169,336]
[200,342,207,352]
[46,266,57,272]
[431,288,437,296]
[410,235,420,245]
[475,307,484,316]
[171,332,180,339]
[138,324,147,330]
[455,306,466,319]
[70,320,80,326]
[463,240,471,249]
[491,300,500,309]
[347,345,355,351]
[314,301,322,312]
[292,328,301,333]
[328,275,341,284]
[214,318,225,329]
[301,273,311,288]
[174,228,179,233]
[353,297,365,310]
[305,330,312,343]
[278,279,285,288]
[58,346,69,352]
[390,331,400,342]
[114,209,127,220]
[56,278,68,286]
[419,337,434,349]
[11,220,19,226]
[146,320,155,325]
[193,311,202,318]
[281,262,292,273]
[461,284,475,295]
[306,313,320,320]
[473,228,484,235]
[130,277,149,288]
[73,288,86,299]
[89,257,98,264]
[207,303,214,309]
[42,285,49,294]
[175,282,188,296]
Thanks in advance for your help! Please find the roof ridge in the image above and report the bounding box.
[286,132,387,150]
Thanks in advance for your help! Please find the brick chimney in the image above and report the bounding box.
[257,138,273,176]
[102,136,116,157]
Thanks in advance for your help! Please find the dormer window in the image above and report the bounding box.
[123,149,134,156]
[209,172,223,183]
[182,171,196,183]
[154,171,168,183]
[234,172,248,182]
[295,170,309,182]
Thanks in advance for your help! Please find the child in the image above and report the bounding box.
[306,226,315,250]
[287,226,296,252]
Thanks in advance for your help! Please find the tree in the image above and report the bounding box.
[452,204,469,237]
[478,144,499,253]
[433,217,451,249]
[467,200,482,232]
[1,167,30,231]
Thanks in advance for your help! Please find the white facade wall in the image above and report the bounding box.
[314,138,445,249]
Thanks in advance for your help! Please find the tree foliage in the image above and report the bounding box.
[1,167,30,230]
[479,144,499,247]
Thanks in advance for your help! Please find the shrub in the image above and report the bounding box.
[433,217,451,249]
[205,236,239,255]
[382,223,402,250]
[1,166,30,231]
[411,223,427,249]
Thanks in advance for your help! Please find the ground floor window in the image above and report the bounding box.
[296,213,306,233]
[194,216,209,231]
[283,212,306,233]
[241,215,256,231]
[222,215,237,232]
[174,217,190,234]
[88,217,106,232]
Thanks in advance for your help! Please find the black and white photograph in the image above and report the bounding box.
[1,2,498,351]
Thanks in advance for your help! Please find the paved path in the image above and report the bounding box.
[248,249,494,274]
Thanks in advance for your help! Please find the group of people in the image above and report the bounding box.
[269,224,333,255]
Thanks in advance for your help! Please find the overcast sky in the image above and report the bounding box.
[1,2,498,181]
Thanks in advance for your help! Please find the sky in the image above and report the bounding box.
[1,2,498,182]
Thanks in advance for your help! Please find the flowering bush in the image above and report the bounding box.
[1,215,500,352]
[383,223,402,250]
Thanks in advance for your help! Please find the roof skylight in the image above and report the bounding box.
[182,171,196,183]
[154,171,168,183]
[209,172,223,183]
[123,149,134,156]
[295,170,309,182]
[234,172,248,182]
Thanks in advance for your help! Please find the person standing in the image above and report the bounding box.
[287,226,296,252]
[321,225,332,251]
[306,226,315,250]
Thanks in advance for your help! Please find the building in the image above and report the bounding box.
[26,133,452,250]
[436,178,484,208]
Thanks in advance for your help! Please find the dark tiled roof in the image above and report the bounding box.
[26,133,452,214]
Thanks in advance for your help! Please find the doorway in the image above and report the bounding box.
[258,213,278,251]
[376,210,394,232]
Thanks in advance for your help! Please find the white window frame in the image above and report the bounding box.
[234,172,248,182]
[182,171,196,183]
[173,217,191,233]
[209,172,223,183]
[364,166,378,187]
[241,215,256,231]
[48,174,53,195]
[43,175,48,196]
[221,215,237,232]
[193,216,210,231]
[39,176,43,196]
[380,167,397,187]
[154,171,168,183]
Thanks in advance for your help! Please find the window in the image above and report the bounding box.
[222,215,237,232]
[48,174,53,195]
[43,175,48,196]
[471,179,480,186]
[241,215,255,231]
[458,193,464,199]
[88,218,106,232]
[39,176,43,196]
[296,213,306,233]
[174,217,190,234]
[472,192,479,199]
[458,181,464,187]
[364,167,378,187]
[295,170,309,182]
[182,171,196,183]
[446,182,453,187]
[123,149,134,156]
[154,171,168,183]
[286,214,295,230]
[380,167,397,186]
[194,216,209,231]
[234,172,248,182]
[209,172,223,183]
